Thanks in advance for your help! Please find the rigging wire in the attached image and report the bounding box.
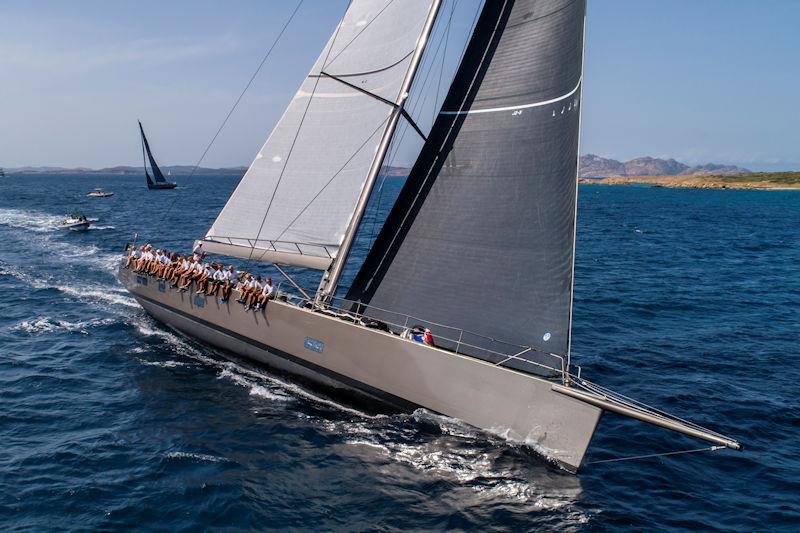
[585,446,724,466]
[270,0,454,250]
[322,0,397,71]
[186,0,304,184]
[249,1,348,260]
[434,0,457,112]
[269,115,392,247]
[367,0,461,247]
[143,0,304,242]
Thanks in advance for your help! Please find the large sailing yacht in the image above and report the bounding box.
[139,121,177,190]
[119,0,741,472]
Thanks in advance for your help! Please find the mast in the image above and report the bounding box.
[316,0,444,302]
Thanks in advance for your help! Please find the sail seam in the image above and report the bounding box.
[313,50,413,78]
[270,116,391,247]
[440,77,581,115]
[249,5,349,259]
[323,0,398,70]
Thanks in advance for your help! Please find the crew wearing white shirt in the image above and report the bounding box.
[219,266,236,303]
[243,275,263,310]
[255,276,275,310]
[192,241,204,261]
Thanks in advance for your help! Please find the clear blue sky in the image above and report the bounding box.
[0,0,797,171]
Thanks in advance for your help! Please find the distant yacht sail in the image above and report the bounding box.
[0,168,5,178]
[119,0,742,472]
[139,121,177,190]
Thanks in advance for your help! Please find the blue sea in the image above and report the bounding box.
[0,174,798,532]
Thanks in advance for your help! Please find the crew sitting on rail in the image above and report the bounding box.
[218,265,236,304]
[171,255,192,287]
[124,244,283,312]
[162,254,181,281]
[198,263,221,296]
[235,274,255,304]
[178,257,202,291]
[253,276,275,311]
[147,248,161,275]
[124,245,142,269]
[243,275,264,311]
[135,245,153,272]
[153,249,170,278]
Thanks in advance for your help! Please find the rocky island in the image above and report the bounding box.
[580,172,800,190]
[578,155,799,190]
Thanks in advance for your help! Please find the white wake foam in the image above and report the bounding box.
[130,315,203,357]
[217,368,292,402]
[136,358,190,368]
[0,207,62,232]
[166,451,230,463]
[12,316,117,335]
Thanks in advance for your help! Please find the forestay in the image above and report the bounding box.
[346,0,586,370]
[204,0,436,270]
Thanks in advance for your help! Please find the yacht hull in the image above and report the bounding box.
[119,266,602,471]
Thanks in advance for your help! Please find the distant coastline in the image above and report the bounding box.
[2,165,248,176]
[1,164,412,177]
[580,172,800,190]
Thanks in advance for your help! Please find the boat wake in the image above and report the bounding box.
[122,310,578,501]
[326,411,585,512]
[0,207,63,232]
[11,316,117,335]
[0,261,138,310]
[165,451,233,464]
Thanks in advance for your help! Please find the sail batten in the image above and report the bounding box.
[205,0,436,269]
[345,0,586,367]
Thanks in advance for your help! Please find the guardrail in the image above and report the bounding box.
[273,282,568,381]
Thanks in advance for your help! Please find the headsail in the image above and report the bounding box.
[139,121,168,184]
[345,0,586,368]
[202,0,437,269]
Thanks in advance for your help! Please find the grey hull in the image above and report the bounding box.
[119,267,602,471]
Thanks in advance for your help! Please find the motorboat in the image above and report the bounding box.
[60,214,91,231]
[87,189,114,198]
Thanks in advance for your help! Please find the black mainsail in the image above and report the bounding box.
[346,0,585,369]
[139,121,177,190]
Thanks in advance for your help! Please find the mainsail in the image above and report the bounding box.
[139,121,169,185]
[345,0,586,366]
[203,0,438,270]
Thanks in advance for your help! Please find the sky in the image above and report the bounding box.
[0,0,798,171]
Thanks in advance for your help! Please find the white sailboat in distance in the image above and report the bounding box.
[119,0,742,472]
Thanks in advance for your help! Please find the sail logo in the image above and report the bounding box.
[304,337,324,354]
[158,281,166,293]
[136,276,148,286]
[194,295,205,308]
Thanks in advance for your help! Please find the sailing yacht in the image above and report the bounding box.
[139,121,177,190]
[119,0,741,472]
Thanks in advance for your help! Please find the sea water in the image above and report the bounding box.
[0,174,798,531]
